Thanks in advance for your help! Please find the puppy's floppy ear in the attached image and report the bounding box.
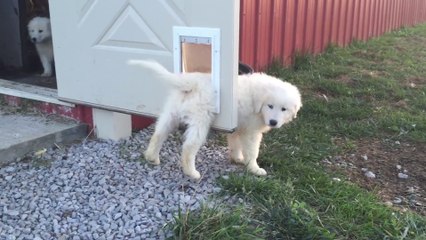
[292,102,303,119]
[252,86,268,113]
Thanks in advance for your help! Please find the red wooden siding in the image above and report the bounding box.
[1,95,154,131]
[239,0,426,70]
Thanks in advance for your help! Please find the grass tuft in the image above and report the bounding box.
[168,204,264,240]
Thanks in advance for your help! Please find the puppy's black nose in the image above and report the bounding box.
[31,38,37,43]
[269,119,277,126]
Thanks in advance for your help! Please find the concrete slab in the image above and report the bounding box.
[0,109,87,166]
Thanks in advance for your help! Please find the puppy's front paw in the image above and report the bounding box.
[248,166,267,176]
[229,151,245,164]
[230,156,245,165]
[184,169,201,180]
[41,72,52,77]
[144,151,160,165]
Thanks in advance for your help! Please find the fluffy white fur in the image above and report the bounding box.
[129,60,216,179]
[28,17,54,77]
[129,60,302,179]
[228,73,302,176]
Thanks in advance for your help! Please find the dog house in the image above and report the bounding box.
[0,0,240,140]
[47,0,240,140]
[49,0,239,138]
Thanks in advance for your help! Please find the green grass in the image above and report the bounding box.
[169,204,265,240]
[168,24,426,239]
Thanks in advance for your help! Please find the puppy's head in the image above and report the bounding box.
[258,77,302,128]
[28,17,51,44]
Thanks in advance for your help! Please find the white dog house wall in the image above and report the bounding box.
[49,0,240,140]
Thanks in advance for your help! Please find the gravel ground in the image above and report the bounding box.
[0,126,242,240]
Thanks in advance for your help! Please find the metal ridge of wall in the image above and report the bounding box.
[239,0,426,70]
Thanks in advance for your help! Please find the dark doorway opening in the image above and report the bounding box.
[0,0,56,89]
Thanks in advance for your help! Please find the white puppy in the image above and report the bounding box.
[28,17,54,77]
[228,73,302,176]
[129,60,216,179]
[130,61,302,179]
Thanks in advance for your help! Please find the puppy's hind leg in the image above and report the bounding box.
[181,121,210,180]
[40,55,53,77]
[227,132,245,164]
[240,132,267,176]
[36,44,53,77]
[144,112,177,165]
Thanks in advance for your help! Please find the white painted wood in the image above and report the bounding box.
[49,0,239,131]
[92,108,131,140]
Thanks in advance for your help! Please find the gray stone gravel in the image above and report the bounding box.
[0,126,241,239]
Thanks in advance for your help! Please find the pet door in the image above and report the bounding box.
[173,27,220,113]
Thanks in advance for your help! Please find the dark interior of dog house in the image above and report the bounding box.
[0,0,56,89]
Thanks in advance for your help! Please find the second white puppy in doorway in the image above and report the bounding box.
[28,17,54,77]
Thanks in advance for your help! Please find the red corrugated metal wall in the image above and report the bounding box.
[240,0,426,70]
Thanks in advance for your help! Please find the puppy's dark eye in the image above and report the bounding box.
[281,107,286,111]
[268,104,273,109]
[39,30,43,33]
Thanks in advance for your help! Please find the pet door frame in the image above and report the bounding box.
[173,26,221,113]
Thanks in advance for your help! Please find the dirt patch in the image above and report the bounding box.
[404,77,426,88]
[324,138,426,215]
[336,75,355,85]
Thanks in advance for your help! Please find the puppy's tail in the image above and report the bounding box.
[128,60,206,92]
